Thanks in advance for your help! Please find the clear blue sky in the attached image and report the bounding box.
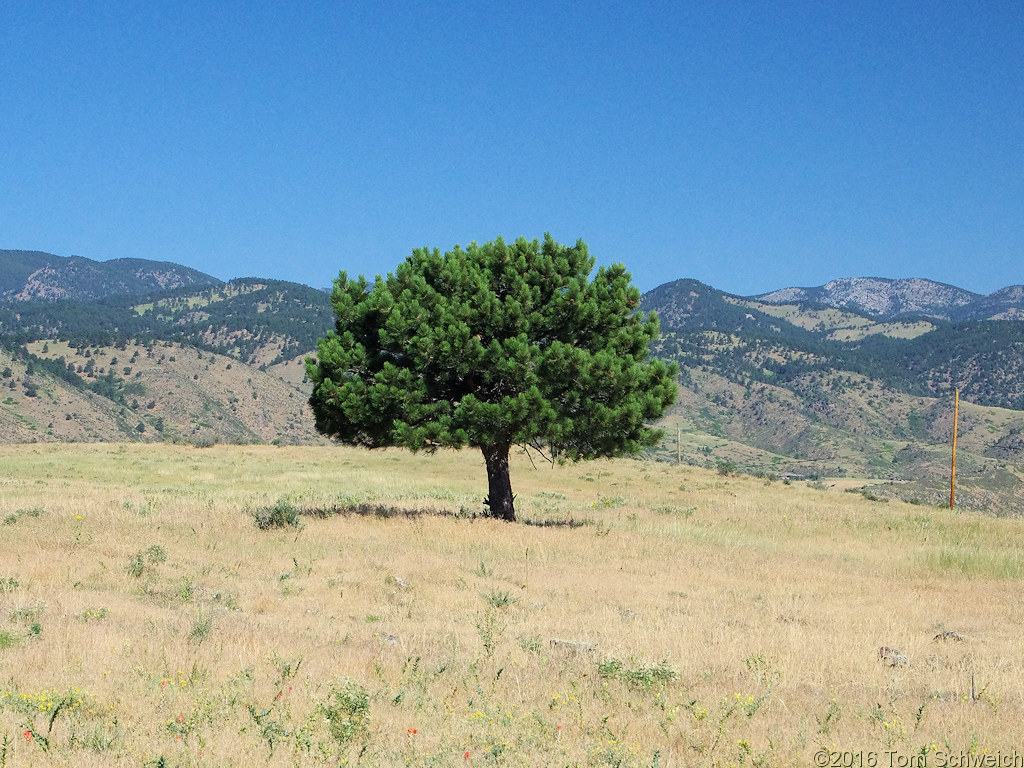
[2,1,1021,296]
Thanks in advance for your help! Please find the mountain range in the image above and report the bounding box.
[753,277,1024,322]
[2,249,1022,514]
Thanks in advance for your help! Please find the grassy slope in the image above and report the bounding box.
[0,343,322,446]
[655,371,1024,514]
[725,297,937,340]
[1,444,1022,766]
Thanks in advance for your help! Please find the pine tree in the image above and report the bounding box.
[307,235,677,521]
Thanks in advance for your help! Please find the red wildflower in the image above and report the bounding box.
[23,729,32,740]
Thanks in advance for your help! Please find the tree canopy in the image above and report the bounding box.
[306,235,678,521]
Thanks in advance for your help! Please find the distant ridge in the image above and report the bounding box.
[752,277,978,319]
[750,277,1024,321]
[0,249,222,302]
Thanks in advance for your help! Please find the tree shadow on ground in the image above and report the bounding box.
[520,517,590,528]
[302,503,591,527]
[304,503,439,520]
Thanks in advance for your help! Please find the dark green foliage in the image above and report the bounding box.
[253,500,302,530]
[307,235,678,521]
[597,657,679,689]
[322,678,370,745]
[126,544,167,577]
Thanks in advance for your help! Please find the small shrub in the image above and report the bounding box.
[212,591,240,610]
[845,487,890,503]
[245,705,289,755]
[9,602,45,623]
[598,657,678,689]
[454,504,479,520]
[127,545,165,578]
[322,678,370,745]
[656,505,696,518]
[0,577,20,594]
[517,634,542,653]
[2,507,44,525]
[716,459,737,476]
[485,589,518,609]
[178,580,195,603]
[476,607,505,658]
[253,500,301,530]
[189,611,213,644]
[127,552,146,578]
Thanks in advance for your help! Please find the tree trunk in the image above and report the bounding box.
[481,443,516,521]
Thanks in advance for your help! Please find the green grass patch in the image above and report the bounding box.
[919,547,1024,579]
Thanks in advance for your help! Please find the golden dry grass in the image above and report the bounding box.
[1,443,1022,767]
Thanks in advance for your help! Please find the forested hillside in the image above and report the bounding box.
[0,279,333,364]
[644,279,1024,410]
[0,273,334,445]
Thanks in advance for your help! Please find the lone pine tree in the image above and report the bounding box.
[306,235,677,521]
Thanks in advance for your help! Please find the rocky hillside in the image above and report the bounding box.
[0,250,222,301]
[0,271,334,446]
[0,341,320,445]
[753,277,1024,321]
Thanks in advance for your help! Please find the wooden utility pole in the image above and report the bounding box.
[950,389,960,509]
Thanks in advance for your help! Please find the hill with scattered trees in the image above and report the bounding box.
[640,278,1024,513]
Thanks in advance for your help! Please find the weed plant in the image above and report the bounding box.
[252,499,301,530]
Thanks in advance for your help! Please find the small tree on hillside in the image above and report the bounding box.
[306,235,677,522]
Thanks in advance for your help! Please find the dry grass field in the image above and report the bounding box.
[1,444,1022,767]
